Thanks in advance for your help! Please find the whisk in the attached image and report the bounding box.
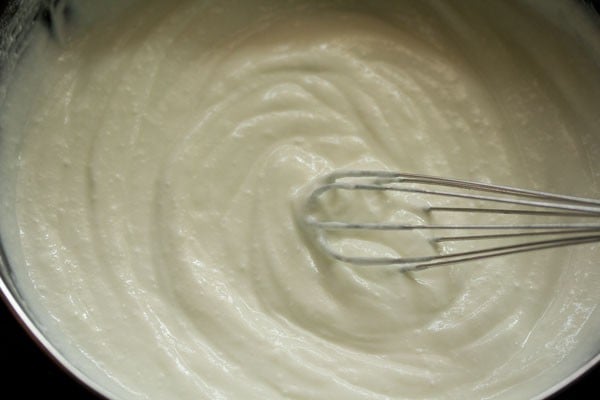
[301,170,600,272]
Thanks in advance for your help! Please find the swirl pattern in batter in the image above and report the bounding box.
[1,0,599,399]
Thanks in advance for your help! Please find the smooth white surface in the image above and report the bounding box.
[1,1,599,399]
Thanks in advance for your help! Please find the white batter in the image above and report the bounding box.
[0,0,599,399]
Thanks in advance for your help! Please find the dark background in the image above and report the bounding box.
[1,0,599,398]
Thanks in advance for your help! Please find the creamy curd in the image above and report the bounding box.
[1,0,599,399]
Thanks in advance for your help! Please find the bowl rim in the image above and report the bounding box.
[0,268,115,400]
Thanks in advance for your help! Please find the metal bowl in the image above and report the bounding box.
[0,1,598,399]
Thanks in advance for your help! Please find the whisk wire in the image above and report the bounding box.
[302,170,600,271]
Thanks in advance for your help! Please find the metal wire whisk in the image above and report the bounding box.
[301,170,600,272]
